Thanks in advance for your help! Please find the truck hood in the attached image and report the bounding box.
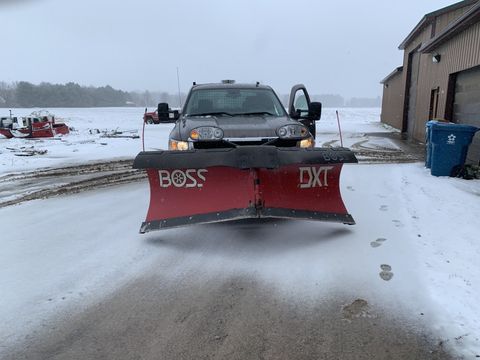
[175,115,299,140]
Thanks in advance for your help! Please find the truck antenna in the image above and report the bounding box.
[176,67,183,108]
[336,110,344,147]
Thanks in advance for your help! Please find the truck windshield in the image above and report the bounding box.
[184,88,287,117]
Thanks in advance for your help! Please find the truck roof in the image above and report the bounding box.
[191,83,273,91]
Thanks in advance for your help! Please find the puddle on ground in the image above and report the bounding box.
[342,299,375,321]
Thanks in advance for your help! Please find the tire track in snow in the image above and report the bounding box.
[0,160,146,208]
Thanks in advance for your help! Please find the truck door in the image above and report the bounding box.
[288,84,317,138]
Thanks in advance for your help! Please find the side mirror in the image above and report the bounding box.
[309,102,322,121]
[158,103,169,121]
[157,103,180,122]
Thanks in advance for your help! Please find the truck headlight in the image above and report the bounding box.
[190,126,224,141]
[298,137,315,148]
[277,124,309,139]
[169,139,190,151]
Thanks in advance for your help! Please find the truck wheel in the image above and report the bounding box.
[146,117,153,124]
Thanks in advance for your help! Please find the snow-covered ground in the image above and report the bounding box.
[1,107,479,358]
[0,107,168,176]
[0,107,393,176]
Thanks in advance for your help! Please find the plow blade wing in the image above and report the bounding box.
[133,147,357,233]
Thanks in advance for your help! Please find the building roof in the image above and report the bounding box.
[420,1,480,52]
[380,66,403,84]
[398,0,479,50]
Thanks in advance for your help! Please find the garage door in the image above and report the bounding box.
[454,66,480,164]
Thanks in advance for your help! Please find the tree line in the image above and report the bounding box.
[0,81,381,108]
[0,81,173,108]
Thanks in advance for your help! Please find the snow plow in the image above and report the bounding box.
[134,81,357,233]
[0,111,69,139]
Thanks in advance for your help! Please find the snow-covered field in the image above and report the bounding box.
[0,107,165,176]
[0,107,393,175]
[1,107,479,358]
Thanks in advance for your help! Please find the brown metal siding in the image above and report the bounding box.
[381,71,404,129]
[454,65,480,164]
[383,3,480,143]
[409,21,480,142]
[434,5,474,35]
[399,26,432,140]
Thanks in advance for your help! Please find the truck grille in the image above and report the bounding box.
[193,138,298,149]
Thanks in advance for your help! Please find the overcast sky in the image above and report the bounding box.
[1,0,459,97]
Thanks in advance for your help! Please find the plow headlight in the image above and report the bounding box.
[169,139,190,151]
[190,127,224,141]
[277,124,309,139]
[299,137,315,148]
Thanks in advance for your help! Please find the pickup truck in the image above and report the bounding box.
[133,81,357,232]
[163,81,320,148]
[143,109,158,124]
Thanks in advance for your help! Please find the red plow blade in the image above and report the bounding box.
[134,147,357,233]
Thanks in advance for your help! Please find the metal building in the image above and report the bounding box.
[381,0,480,163]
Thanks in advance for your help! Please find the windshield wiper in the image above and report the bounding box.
[235,111,276,116]
[188,112,233,117]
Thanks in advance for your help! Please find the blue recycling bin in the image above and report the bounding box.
[425,120,439,169]
[430,122,479,176]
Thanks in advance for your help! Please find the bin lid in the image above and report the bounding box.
[426,120,449,128]
[430,122,478,133]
